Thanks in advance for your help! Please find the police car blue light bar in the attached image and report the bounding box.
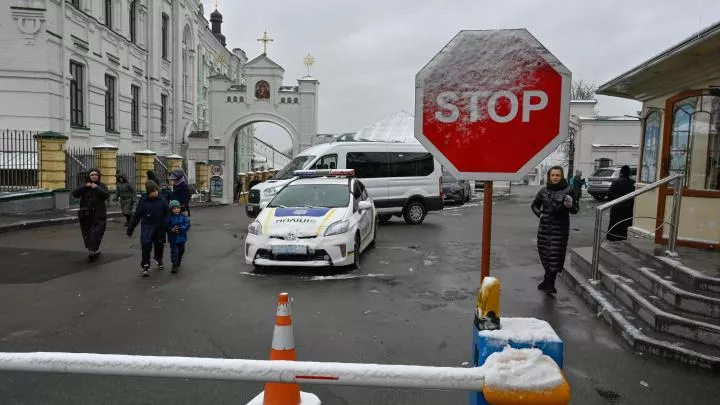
[293,169,355,177]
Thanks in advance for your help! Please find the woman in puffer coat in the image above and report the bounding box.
[531,166,578,294]
[114,173,136,226]
[169,168,191,216]
[72,168,109,262]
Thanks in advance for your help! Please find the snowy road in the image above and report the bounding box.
[0,186,717,404]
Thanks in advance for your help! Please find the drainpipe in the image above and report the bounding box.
[171,0,178,155]
[60,0,67,135]
[145,3,151,150]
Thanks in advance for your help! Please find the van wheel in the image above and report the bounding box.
[403,201,426,225]
[378,214,392,224]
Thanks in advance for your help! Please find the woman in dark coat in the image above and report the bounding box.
[146,169,160,185]
[72,168,109,262]
[114,173,135,226]
[606,165,636,241]
[169,168,191,216]
[531,166,579,294]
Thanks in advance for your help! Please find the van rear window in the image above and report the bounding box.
[346,152,434,178]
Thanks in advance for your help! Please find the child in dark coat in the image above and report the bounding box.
[167,200,191,273]
[127,180,169,277]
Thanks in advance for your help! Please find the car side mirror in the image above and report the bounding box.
[358,201,372,211]
[260,201,269,210]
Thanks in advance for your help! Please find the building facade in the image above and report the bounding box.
[1,0,253,161]
[597,21,720,248]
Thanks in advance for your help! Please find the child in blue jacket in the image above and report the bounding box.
[167,200,191,273]
[127,180,169,277]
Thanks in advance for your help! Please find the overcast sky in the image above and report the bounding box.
[202,0,720,150]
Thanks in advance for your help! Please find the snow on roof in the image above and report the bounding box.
[481,347,565,390]
[353,111,419,144]
[592,144,639,148]
[570,99,598,104]
[477,317,562,343]
[577,116,639,121]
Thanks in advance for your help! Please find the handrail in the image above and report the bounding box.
[590,174,683,280]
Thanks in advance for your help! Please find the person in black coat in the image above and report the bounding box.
[146,169,160,185]
[72,168,110,262]
[127,180,170,277]
[531,166,579,294]
[169,168,191,216]
[606,165,636,241]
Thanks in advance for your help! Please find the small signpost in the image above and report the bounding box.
[414,29,571,282]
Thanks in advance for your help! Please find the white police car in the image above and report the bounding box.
[245,169,377,269]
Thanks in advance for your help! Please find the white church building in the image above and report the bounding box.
[1,0,318,199]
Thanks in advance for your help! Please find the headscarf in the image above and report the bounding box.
[170,168,186,186]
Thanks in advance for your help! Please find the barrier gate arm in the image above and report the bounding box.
[0,352,486,391]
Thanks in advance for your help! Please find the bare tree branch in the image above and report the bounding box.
[571,80,598,100]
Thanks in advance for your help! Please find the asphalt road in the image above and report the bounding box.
[0,186,717,404]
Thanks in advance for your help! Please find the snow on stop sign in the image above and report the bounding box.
[415,29,571,180]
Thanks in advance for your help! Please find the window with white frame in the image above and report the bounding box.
[161,93,168,136]
[131,85,140,135]
[70,61,85,127]
[105,74,116,132]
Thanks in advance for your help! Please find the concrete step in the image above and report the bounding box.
[560,252,720,372]
[571,247,720,349]
[615,241,720,294]
[600,242,720,319]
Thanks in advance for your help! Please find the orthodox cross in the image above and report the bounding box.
[257,30,274,55]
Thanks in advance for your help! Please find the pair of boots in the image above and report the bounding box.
[538,272,558,294]
[88,250,101,262]
[141,260,164,277]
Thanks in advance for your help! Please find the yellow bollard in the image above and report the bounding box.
[475,276,501,330]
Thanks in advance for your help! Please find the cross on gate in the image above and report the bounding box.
[257,30,274,55]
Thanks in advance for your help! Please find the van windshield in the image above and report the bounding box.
[273,155,315,180]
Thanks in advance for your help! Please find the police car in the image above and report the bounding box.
[245,169,377,269]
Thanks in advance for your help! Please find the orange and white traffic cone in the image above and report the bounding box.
[263,292,301,405]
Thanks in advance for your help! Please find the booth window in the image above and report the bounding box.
[639,111,661,183]
[668,93,720,190]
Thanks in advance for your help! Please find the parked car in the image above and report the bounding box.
[587,166,637,201]
[442,170,471,204]
[245,169,376,270]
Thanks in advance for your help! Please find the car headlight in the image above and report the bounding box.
[263,186,281,196]
[324,220,349,237]
[248,221,263,236]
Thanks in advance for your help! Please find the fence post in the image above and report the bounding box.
[195,160,209,192]
[134,150,157,192]
[166,154,184,172]
[33,131,68,190]
[93,143,119,191]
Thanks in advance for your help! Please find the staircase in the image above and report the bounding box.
[562,241,720,371]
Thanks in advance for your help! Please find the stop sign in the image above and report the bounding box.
[415,29,571,180]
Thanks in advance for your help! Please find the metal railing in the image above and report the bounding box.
[153,156,169,185]
[0,130,39,193]
[591,174,683,280]
[65,147,95,200]
[0,352,486,391]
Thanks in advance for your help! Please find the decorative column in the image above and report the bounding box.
[166,154,184,172]
[195,160,209,192]
[134,150,156,192]
[93,143,118,190]
[34,131,67,190]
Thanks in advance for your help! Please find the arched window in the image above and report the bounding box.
[233,96,237,102]
[668,93,720,190]
[640,111,662,183]
[226,96,231,102]
[182,25,193,101]
[280,97,285,103]
[293,97,298,104]
[239,96,244,102]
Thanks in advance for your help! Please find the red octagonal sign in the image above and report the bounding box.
[415,29,571,181]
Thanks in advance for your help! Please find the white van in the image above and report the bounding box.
[246,141,444,224]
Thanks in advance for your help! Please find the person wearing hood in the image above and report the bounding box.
[570,170,585,202]
[606,165,636,241]
[72,168,110,262]
[127,180,170,277]
[113,173,136,226]
[146,169,160,185]
[531,166,579,294]
[169,168,191,216]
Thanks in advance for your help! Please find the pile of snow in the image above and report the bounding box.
[477,317,562,343]
[353,111,419,144]
[481,347,564,390]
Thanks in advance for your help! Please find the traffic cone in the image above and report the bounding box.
[263,292,301,405]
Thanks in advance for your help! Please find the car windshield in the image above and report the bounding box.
[593,169,616,177]
[272,155,315,180]
[269,184,350,208]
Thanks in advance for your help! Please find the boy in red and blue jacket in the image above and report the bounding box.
[167,200,191,273]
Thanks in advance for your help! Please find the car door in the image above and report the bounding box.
[353,180,373,242]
